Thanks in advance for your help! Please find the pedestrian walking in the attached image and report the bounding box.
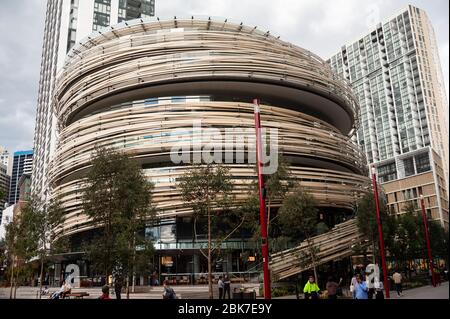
[392,271,403,296]
[350,272,358,299]
[114,274,123,300]
[303,276,321,299]
[223,274,231,299]
[162,280,177,299]
[365,268,375,299]
[375,279,384,299]
[218,276,224,299]
[354,274,368,299]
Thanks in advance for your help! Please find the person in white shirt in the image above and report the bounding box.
[51,280,71,299]
[392,271,403,296]
[374,278,384,299]
[218,276,225,299]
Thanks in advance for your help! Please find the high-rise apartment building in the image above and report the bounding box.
[32,0,155,200]
[0,163,10,212]
[0,146,12,176]
[329,5,449,227]
[8,151,33,205]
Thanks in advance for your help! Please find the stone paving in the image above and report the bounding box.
[1,281,447,299]
[389,281,448,299]
[0,283,260,299]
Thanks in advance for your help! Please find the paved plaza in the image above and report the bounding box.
[0,283,259,299]
[0,282,447,299]
[390,281,449,299]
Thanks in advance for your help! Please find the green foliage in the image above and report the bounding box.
[179,163,236,241]
[315,221,330,235]
[355,192,390,243]
[384,200,449,269]
[82,146,155,280]
[264,155,294,204]
[278,186,321,280]
[428,220,449,262]
[179,163,234,298]
[386,201,421,267]
[278,186,318,241]
[179,163,233,214]
[358,197,449,268]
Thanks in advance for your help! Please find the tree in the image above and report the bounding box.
[242,155,294,254]
[355,192,392,263]
[385,200,449,275]
[264,155,293,233]
[387,202,419,273]
[82,146,155,298]
[27,195,66,298]
[179,163,233,299]
[4,206,39,298]
[428,220,449,267]
[278,186,320,282]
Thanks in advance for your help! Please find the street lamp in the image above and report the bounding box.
[253,98,271,299]
[371,166,390,299]
[419,194,436,287]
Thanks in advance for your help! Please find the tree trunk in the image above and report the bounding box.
[14,268,18,299]
[126,275,130,299]
[9,255,15,299]
[313,266,318,286]
[131,233,136,295]
[208,206,213,299]
[39,253,44,299]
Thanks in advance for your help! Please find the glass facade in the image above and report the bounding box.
[329,9,423,165]
[329,6,448,189]
[92,0,111,31]
[66,0,79,52]
[118,0,155,23]
[8,151,33,205]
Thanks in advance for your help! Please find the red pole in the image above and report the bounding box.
[253,98,271,299]
[420,195,436,287]
[371,166,390,299]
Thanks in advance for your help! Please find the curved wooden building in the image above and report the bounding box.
[51,17,370,241]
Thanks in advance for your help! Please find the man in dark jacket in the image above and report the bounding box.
[115,275,123,300]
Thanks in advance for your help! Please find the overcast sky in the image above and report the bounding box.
[0,0,448,153]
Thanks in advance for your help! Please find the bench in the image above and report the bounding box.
[64,292,90,299]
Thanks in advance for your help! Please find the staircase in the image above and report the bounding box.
[269,219,368,280]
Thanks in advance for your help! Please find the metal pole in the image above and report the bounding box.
[253,98,271,299]
[420,195,436,287]
[371,166,390,299]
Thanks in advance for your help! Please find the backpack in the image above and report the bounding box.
[165,287,176,299]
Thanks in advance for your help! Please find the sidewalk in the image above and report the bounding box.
[1,282,447,299]
[0,283,260,299]
[390,281,448,299]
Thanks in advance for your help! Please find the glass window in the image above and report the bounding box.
[93,0,111,31]
[403,157,415,176]
[378,162,397,183]
[415,152,430,173]
[171,96,186,103]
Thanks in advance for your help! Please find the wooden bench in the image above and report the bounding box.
[231,277,246,283]
[64,292,90,299]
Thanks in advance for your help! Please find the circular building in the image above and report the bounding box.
[51,17,369,281]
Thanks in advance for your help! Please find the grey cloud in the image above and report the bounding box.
[0,0,45,153]
[0,0,448,153]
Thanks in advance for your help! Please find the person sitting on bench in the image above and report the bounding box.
[51,280,72,299]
